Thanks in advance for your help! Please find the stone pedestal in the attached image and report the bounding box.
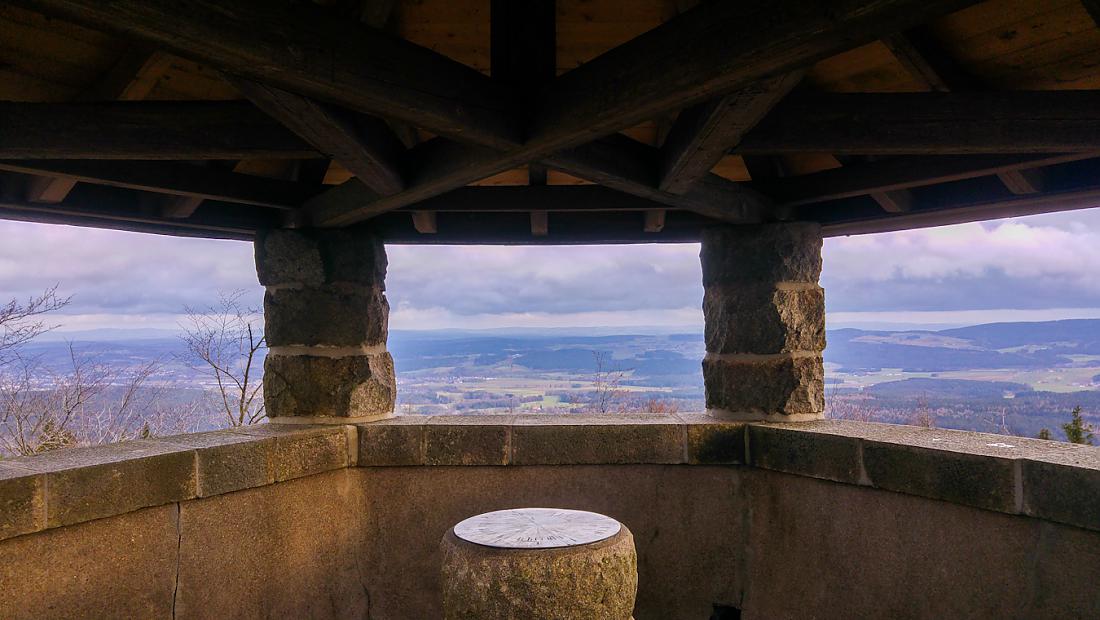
[255,228,396,423]
[441,508,637,619]
[700,223,825,421]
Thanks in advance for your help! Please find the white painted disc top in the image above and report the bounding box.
[453,508,622,549]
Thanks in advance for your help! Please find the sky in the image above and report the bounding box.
[4,208,1100,335]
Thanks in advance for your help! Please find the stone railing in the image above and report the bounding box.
[1,415,1098,618]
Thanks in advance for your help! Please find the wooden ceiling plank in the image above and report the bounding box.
[0,160,313,209]
[880,28,978,92]
[765,153,1095,207]
[410,210,437,233]
[659,71,804,194]
[24,175,77,203]
[996,168,1046,195]
[231,78,406,196]
[738,91,1100,154]
[16,0,522,149]
[0,101,318,160]
[306,0,980,225]
[870,189,913,212]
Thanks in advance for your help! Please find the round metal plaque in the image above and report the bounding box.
[453,508,621,549]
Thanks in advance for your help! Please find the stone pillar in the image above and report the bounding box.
[255,228,396,423]
[700,223,825,421]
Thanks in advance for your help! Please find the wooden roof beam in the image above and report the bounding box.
[304,0,978,225]
[231,79,406,196]
[763,153,1096,207]
[15,0,522,149]
[738,91,1100,155]
[659,72,804,194]
[0,160,315,209]
[0,101,318,160]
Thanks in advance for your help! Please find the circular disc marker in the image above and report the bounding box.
[453,508,622,549]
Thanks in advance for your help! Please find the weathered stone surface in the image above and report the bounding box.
[255,227,387,287]
[264,352,396,418]
[703,355,824,415]
[1022,458,1100,531]
[512,414,683,465]
[862,440,1017,513]
[425,416,512,465]
[748,424,861,484]
[679,414,746,464]
[175,470,367,619]
[264,285,388,347]
[154,430,276,498]
[701,223,822,286]
[234,424,350,480]
[740,468,1100,619]
[358,417,426,466]
[441,525,637,620]
[9,440,197,528]
[0,504,179,619]
[703,285,825,354]
[356,466,742,620]
[255,228,325,286]
[321,227,388,287]
[0,463,43,540]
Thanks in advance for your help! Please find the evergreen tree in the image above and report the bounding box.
[1061,406,1096,445]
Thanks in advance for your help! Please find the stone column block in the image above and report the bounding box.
[701,223,826,421]
[256,227,396,422]
[264,353,396,420]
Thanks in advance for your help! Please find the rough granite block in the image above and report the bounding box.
[264,352,396,418]
[703,355,824,415]
[701,223,822,286]
[0,463,44,540]
[862,440,1017,513]
[264,285,389,347]
[748,424,861,484]
[511,415,684,465]
[357,417,426,466]
[703,285,825,355]
[424,416,512,466]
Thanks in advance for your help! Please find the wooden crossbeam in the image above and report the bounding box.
[543,135,768,222]
[394,185,677,213]
[763,153,1095,207]
[0,160,315,209]
[658,72,803,194]
[231,78,406,196]
[16,0,521,150]
[870,190,913,213]
[303,0,978,224]
[0,101,317,160]
[996,168,1046,195]
[24,175,78,204]
[738,92,1100,155]
[0,175,267,240]
[79,46,173,101]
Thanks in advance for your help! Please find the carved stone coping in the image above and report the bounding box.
[0,416,1097,543]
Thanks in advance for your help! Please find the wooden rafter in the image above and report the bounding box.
[231,78,406,196]
[659,72,804,194]
[738,91,1100,155]
[301,0,980,225]
[0,160,316,209]
[14,0,522,149]
[0,101,317,160]
[762,153,1096,207]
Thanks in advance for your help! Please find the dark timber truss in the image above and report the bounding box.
[3,0,1100,242]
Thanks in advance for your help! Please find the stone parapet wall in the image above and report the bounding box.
[700,223,826,420]
[255,227,396,421]
[1,417,1099,618]
[1,417,1099,544]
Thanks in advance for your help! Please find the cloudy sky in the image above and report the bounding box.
[4,208,1100,335]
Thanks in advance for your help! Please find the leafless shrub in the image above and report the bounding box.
[0,286,70,363]
[180,290,266,427]
[588,351,626,414]
[909,395,936,428]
